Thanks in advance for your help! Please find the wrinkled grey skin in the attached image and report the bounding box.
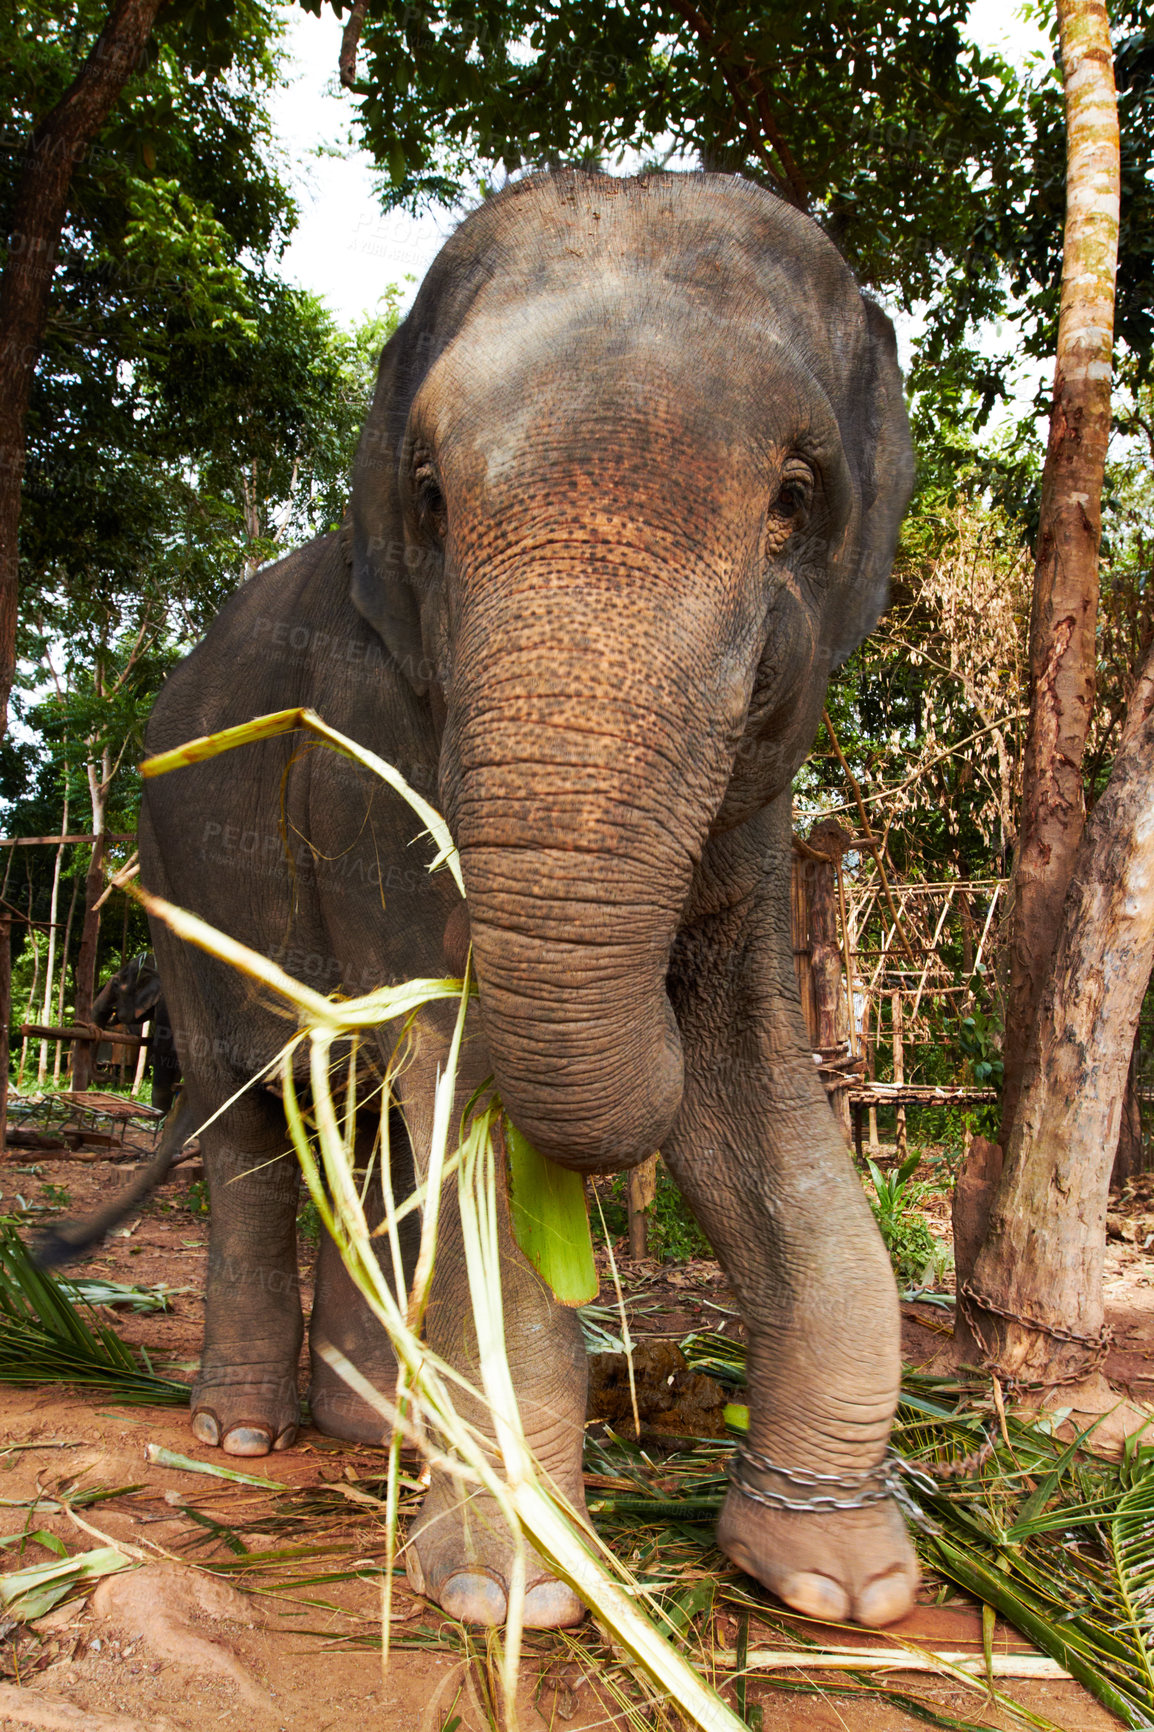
[141,171,916,1631]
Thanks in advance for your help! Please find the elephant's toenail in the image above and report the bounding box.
[857,1567,916,1628]
[780,1571,850,1623]
[405,1550,427,1596]
[191,1409,220,1446]
[523,1580,584,1629]
[273,1424,297,1451]
[222,1425,274,1457]
[438,1569,507,1627]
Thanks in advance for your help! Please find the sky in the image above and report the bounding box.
[269,1,1054,332]
[269,10,449,329]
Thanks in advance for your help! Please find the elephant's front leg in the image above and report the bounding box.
[395,1028,589,1631]
[664,819,917,1628]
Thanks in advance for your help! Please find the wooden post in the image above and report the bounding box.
[790,848,817,1044]
[70,832,106,1090]
[861,992,880,1153]
[0,914,10,1157]
[627,1153,658,1259]
[805,819,854,1133]
[892,991,907,1161]
[132,1019,150,1098]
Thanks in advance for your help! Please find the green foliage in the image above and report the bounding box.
[957,999,1004,1138]
[0,1223,187,1403]
[185,1178,211,1218]
[650,1164,712,1261]
[862,1151,948,1286]
[2,4,409,1007]
[592,1164,712,1262]
[323,0,1151,425]
[958,1004,1004,1092]
[297,1196,321,1247]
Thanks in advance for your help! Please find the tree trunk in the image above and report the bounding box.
[627,1153,658,1259]
[17,913,39,1093]
[0,0,163,735]
[805,819,853,1133]
[962,638,1154,1386]
[69,834,105,1091]
[1001,0,1121,1138]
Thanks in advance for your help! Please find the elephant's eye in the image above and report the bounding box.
[413,455,447,537]
[770,459,814,527]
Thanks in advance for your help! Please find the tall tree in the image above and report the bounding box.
[1001,0,1124,1138]
[0,0,164,736]
[963,634,1154,1406]
[0,0,294,739]
[948,1,1144,1417]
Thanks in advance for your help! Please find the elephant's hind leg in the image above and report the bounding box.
[395,1035,588,1630]
[308,1108,417,1443]
[192,1087,303,1455]
[407,1193,589,1630]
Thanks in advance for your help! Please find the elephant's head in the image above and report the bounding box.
[95,952,162,1031]
[350,172,912,1172]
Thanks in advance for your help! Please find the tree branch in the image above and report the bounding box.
[339,0,368,90]
[662,0,803,203]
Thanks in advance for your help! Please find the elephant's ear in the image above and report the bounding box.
[348,324,431,692]
[829,297,914,669]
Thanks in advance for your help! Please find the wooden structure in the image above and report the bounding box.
[791,826,1009,1151]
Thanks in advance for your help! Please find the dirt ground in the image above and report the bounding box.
[0,1133,1148,1732]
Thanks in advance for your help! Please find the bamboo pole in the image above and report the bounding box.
[53,869,79,1085]
[132,1017,150,1097]
[892,991,907,1160]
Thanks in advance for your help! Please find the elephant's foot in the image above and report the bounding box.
[307,1195,411,1444]
[718,1483,918,1627]
[405,1477,585,1629]
[190,1355,300,1457]
[307,1342,397,1445]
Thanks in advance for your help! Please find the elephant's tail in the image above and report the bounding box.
[35,1095,200,1268]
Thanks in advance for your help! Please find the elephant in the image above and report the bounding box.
[92,951,181,1113]
[140,169,916,1633]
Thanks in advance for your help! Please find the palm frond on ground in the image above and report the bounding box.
[0,1223,188,1405]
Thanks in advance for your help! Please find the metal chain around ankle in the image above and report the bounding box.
[728,1443,940,1531]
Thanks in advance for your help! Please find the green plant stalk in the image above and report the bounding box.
[293,1041,746,1732]
[142,709,595,1311]
[139,712,756,1729]
[141,705,463,895]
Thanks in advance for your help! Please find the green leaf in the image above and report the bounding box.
[505,1119,598,1307]
[0,1546,134,1623]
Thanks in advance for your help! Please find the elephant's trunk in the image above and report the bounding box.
[443,609,740,1172]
